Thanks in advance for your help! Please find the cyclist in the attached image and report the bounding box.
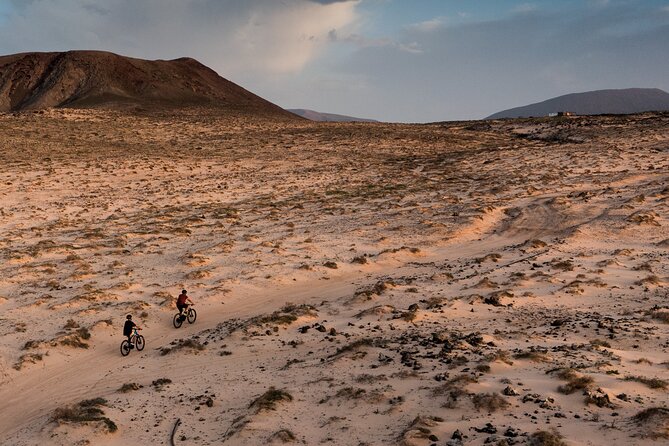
[123,315,140,348]
[177,289,193,318]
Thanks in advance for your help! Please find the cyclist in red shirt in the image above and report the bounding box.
[177,289,193,316]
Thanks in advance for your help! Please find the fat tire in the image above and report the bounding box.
[173,313,183,328]
[187,308,197,324]
[120,340,130,356]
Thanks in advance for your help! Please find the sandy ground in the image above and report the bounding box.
[0,108,668,445]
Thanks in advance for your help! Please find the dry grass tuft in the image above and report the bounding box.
[471,392,509,412]
[624,375,668,390]
[13,352,44,370]
[52,398,117,433]
[553,368,594,394]
[268,428,297,443]
[486,349,514,365]
[528,429,567,446]
[118,382,142,393]
[250,387,293,413]
[256,303,317,326]
[632,407,669,439]
[514,349,551,363]
[160,338,205,355]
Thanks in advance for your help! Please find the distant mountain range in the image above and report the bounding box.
[486,88,669,119]
[0,50,297,119]
[288,109,377,122]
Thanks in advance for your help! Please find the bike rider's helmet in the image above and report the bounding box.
[182,289,187,294]
[127,315,132,320]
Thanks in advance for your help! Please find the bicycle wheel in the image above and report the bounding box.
[120,340,130,356]
[135,335,145,351]
[187,308,197,324]
[173,313,183,328]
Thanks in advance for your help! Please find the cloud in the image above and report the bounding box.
[0,0,360,76]
[328,29,422,53]
[512,3,538,14]
[405,18,444,33]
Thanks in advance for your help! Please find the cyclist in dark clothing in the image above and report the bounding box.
[123,315,138,348]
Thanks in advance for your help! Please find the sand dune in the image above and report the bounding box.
[0,109,668,445]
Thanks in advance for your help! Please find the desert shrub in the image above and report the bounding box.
[553,368,594,394]
[528,430,567,446]
[487,350,514,365]
[433,375,477,396]
[59,335,89,349]
[23,340,42,350]
[64,319,80,329]
[475,364,491,373]
[118,382,141,393]
[632,407,669,439]
[160,338,205,355]
[351,256,368,264]
[551,260,574,271]
[648,310,669,323]
[77,327,91,340]
[250,387,293,412]
[589,339,611,348]
[355,374,387,384]
[52,398,117,433]
[354,280,396,299]
[472,392,509,412]
[269,429,296,443]
[256,303,317,326]
[152,378,172,389]
[13,353,44,370]
[328,337,387,360]
[513,349,550,362]
[334,387,367,400]
[635,275,662,286]
[624,376,668,390]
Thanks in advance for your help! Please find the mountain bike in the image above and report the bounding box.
[120,327,145,356]
[173,305,197,328]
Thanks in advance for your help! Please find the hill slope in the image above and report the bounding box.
[487,88,669,119]
[0,50,296,117]
[288,108,378,122]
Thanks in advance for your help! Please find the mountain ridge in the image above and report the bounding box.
[486,88,669,119]
[0,50,297,118]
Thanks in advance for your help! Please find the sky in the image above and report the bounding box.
[1,0,669,122]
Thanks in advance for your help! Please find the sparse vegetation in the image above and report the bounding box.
[624,375,668,390]
[52,398,117,433]
[160,338,205,355]
[632,407,669,439]
[528,429,567,446]
[472,392,509,412]
[250,387,293,413]
[118,382,142,393]
[553,368,594,394]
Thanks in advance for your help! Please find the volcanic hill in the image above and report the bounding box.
[0,50,295,117]
[487,88,669,119]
